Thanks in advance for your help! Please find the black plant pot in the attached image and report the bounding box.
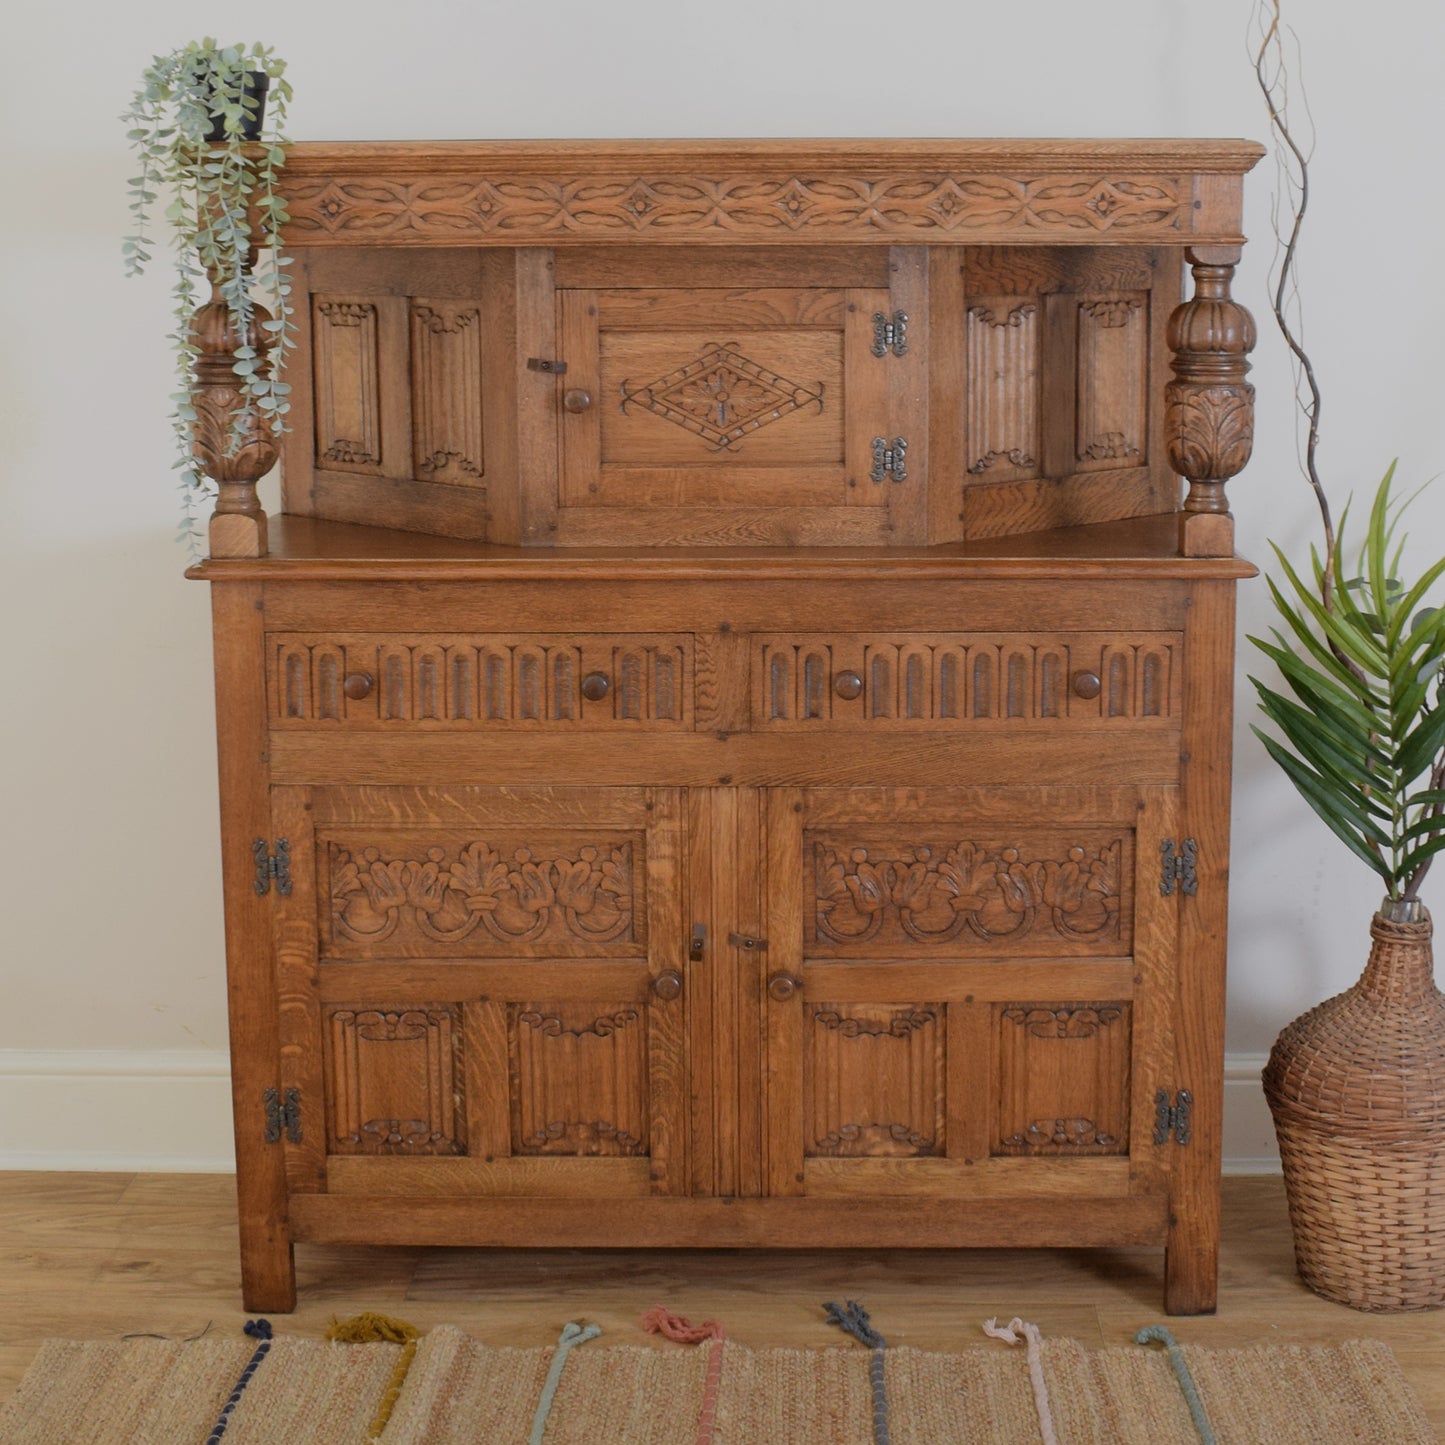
[204,71,270,142]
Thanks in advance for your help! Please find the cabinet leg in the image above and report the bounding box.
[239,1214,297,1314]
[1164,1218,1219,1315]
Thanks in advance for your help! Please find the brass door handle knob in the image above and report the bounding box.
[652,970,684,1001]
[833,671,864,701]
[1071,670,1103,700]
[343,672,374,700]
[767,971,803,1001]
[580,672,611,702]
[563,388,593,413]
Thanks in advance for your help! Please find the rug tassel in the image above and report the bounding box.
[982,1317,1059,1445]
[1136,1325,1217,1445]
[529,1321,602,1445]
[642,1306,727,1445]
[824,1300,890,1445]
[204,1318,273,1444]
[326,1312,421,1444]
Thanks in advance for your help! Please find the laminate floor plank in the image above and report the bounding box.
[0,1173,1440,1433]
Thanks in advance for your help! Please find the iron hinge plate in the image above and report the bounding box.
[1159,837,1198,896]
[871,310,909,358]
[1153,1088,1192,1146]
[870,436,908,483]
[253,839,293,897]
[263,1087,302,1145]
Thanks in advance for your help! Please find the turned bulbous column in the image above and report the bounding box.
[1166,248,1257,557]
[190,283,278,558]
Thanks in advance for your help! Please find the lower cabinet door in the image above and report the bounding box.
[271,784,691,1199]
[760,785,1180,1203]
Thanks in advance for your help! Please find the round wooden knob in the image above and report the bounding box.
[651,970,684,1001]
[1071,670,1103,700]
[343,672,374,700]
[580,671,611,702]
[767,971,803,1002]
[563,388,593,413]
[833,671,864,701]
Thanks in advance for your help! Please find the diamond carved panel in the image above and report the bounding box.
[619,342,825,451]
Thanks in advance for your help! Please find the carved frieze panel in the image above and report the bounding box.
[268,634,693,727]
[807,830,1131,957]
[285,171,1184,245]
[511,1003,649,1156]
[965,300,1040,479]
[755,634,1179,726]
[1075,294,1148,470]
[324,1005,463,1155]
[804,1004,944,1158]
[994,1001,1131,1156]
[324,830,643,957]
[410,300,485,484]
[312,299,381,470]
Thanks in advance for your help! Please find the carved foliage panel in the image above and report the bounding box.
[804,1004,944,1158]
[324,1004,464,1155]
[808,827,1133,957]
[313,298,381,470]
[269,634,693,728]
[324,828,645,958]
[1075,294,1149,470]
[965,300,1040,480]
[755,634,1180,726]
[510,1002,650,1156]
[993,1003,1132,1155]
[410,298,484,484]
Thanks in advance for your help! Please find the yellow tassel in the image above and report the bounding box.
[325,1312,419,1345]
[326,1312,421,1441]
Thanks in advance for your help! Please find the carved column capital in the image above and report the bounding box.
[190,284,278,559]
[1166,250,1256,556]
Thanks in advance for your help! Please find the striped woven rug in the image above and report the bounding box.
[0,1313,1434,1444]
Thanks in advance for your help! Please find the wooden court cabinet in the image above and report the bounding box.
[188,138,1262,1313]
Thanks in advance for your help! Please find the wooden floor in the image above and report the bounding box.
[2,1173,1441,1432]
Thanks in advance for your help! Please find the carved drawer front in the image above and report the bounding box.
[809,824,1134,960]
[754,632,1180,727]
[269,632,693,727]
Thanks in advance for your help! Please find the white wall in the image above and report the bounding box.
[1,0,1440,1169]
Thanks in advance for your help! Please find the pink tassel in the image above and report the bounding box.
[641,1306,725,1344]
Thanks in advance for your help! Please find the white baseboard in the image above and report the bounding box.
[0,1048,1281,1174]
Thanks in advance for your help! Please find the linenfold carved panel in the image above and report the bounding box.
[966,301,1040,478]
[755,634,1179,726]
[511,1003,649,1156]
[324,830,643,957]
[994,1001,1131,1155]
[312,299,381,469]
[804,1004,944,1158]
[808,831,1131,956]
[324,1005,463,1155]
[410,300,485,483]
[269,634,693,727]
[285,172,1184,245]
[1076,295,1148,469]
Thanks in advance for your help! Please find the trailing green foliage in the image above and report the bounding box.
[122,41,294,553]
[1249,462,1445,900]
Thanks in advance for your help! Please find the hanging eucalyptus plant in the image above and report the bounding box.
[122,40,293,547]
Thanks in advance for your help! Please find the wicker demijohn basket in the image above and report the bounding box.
[1263,908,1445,1311]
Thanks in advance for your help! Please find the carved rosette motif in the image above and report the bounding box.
[329,840,634,949]
[285,172,1183,244]
[1166,257,1257,515]
[813,840,1123,947]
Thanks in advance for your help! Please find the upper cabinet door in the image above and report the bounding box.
[548,248,928,546]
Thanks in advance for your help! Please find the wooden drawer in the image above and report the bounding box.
[752,631,1181,727]
[269,632,693,728]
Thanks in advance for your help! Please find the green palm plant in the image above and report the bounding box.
[1248,463,1445,917]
